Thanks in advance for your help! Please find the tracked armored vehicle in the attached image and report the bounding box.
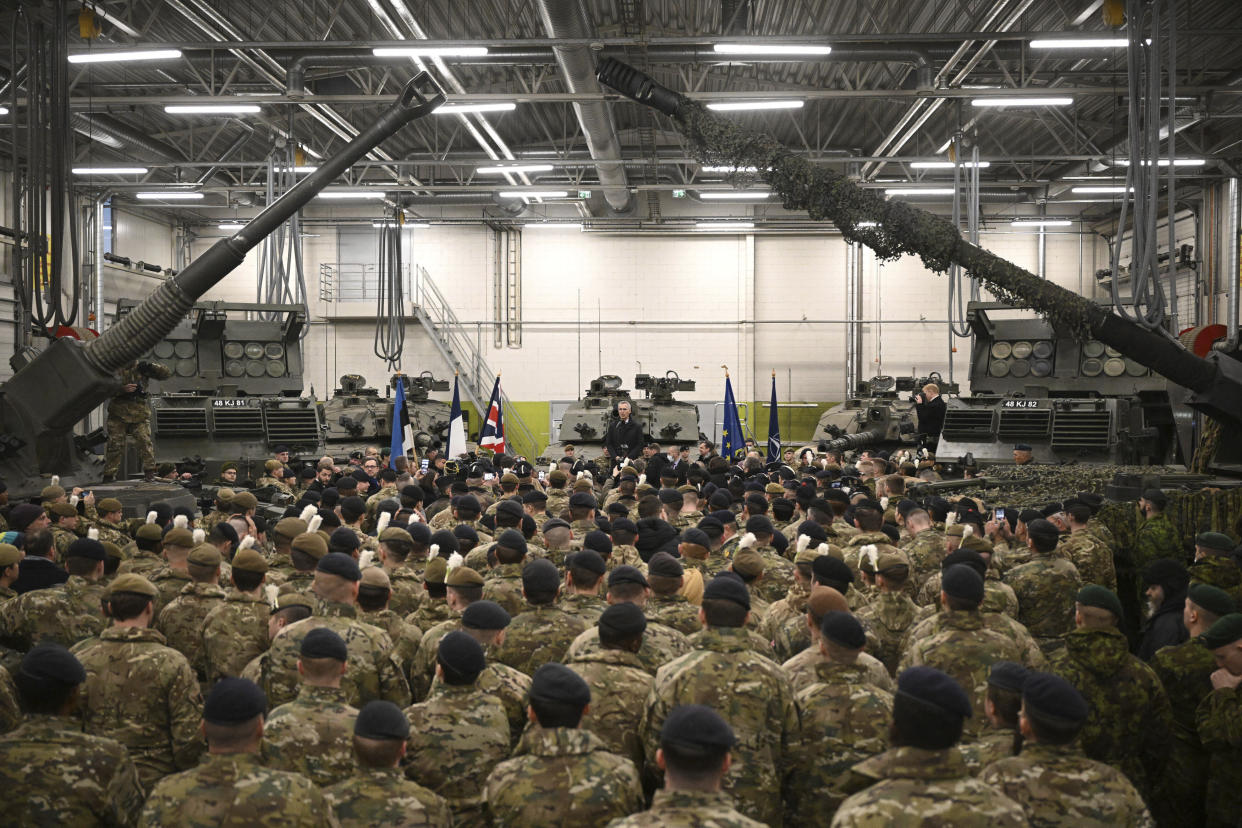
[320,371,463,459]
[810,373,959,456]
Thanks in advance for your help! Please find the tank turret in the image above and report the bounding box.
[812,373,958,454]
[321,371,463,459]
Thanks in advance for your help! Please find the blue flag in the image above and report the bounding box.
[390,376,411,468]
[721,373,746,462]
[767,373,781,463]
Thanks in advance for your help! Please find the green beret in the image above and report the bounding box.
[107,573,158,598]
[445,565,484,588]
[40,485,66,501]
[1077,584,1124,621]
[422,557,448,585]
[0,543,21,567]
[276,593,316,610]
[1196,532,1236,553]
[291,532,329,560]
[379,527,413,546]
[188,544,223,567]
[220,462,239,473]
[231,549,269,573]
[48,502,77,518]
[1188,584,1237,618]
[231,492,258,511]
[101,541,123,561]
[135,523,164,542]
[96,498,123,514]
[273,518,309,541]
[1202,613,1242,650]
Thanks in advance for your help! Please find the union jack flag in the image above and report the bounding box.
[479,376,506,454]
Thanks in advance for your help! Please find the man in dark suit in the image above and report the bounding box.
[605,401,644,473]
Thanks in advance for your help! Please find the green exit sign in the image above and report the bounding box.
[673,189,687,198]
[577,190,592,199]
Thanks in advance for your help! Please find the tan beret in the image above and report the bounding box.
[216,488,236,503]
[423,557,448,584]
[379,527,413,546]
[764,483,785,495]
[276,592,316,610]
[40,485,66,501]
[231,492,258,511]
[135,524,164,542]
[273,518,309,540]
[572,479,594,492]
[960,534,995,555]
[48,502,77,518]
[445,565,484,587]
[500,473,519,486]
[163,528,195,549]
[808,585,850,616]
[360,567,391,589]
[107,573,158,597]
[101,541,123,560]
[96,498,123,514]
[732,548,765,578]
[291,532,329,560]
[945,524,965,538]
[794,544,826,565]
[231,549,269,573]
[547,470,568,486]
[678,484,698,494]
[0,543,21,567]
[188,544,223,567]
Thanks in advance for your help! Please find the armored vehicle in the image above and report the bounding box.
[0,74,445,515]
[121,299,322,481]
[543,371,705,462]
[811,373,959,455]
[320,371,463,459]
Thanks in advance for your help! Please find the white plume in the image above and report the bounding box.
[860,544,879,573]
[358,549,375,569]
[428,544,440,560]
[962,525,974,539]
[880,496,890,510]
[816,543,831,557]
[70,494,79,507]
[307,515,323,533]
[192,528,206,545]
[145,510,158,525]
[842,487,851,495]
[796,535,811,554]
[854,460,866,471]
[447,551,464,569]
[299,504,317,522]
[173,514,188,529]
[87,527,99,540]
[737,532,757,550]
[638,474,646,485]
[408,511,421,523]
[264,584,280,609]
[50,475,60,487]
[376,512,391,535]
[819,459,829,469]
[576,471,586,480]
[238,536,256,550]
[945,512,957,527]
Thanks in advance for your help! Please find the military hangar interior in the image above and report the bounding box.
[2,0,1242,467]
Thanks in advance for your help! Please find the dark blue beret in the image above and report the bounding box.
[660,704,737,750]
[354,700,410,741]
[462,600,511,631]
[19,642,86,685]
[811,555,854,589]
[648,551,684,578]
[820,611,866,649]
[66,538,107,561]
[429,530,459,553]
[453,524,479,543]
[610,518,637,535]
[1022,671,1089,724]
[300,627,348,661]
[703,572,750,609]
[407,523,431,544]
[317,552,361,582]
[437,630,487,678]
[522,558,560,592]
[569,549,607,576]
[658,488,683,506]
[680,528,711,548]
[987,661,1030,693]
[745,515,774,535]
[897,666,972,719]
[204,677,267,725]
[496,529,527,555]
[941,564,985,605]
[599,602,647,638]
[569,492,597,509]
[583,530,613,556]
[329,526,361,551]
[530,663,590,707]
[607,565,649,588]
[798,521,828,543]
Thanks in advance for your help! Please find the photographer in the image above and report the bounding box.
[913,382,947,448]
[102,360,172,483]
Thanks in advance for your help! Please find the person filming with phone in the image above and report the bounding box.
[913,382,947,448]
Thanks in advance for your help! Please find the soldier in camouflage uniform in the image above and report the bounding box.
[782,585,895,695]
[0,543,20,604]
[148,527,196,617]
[494,558,588,675]
[1151,584,1235,828]
[643,574,800,826]
[832,666,1027,828]
[645,551,701,635]
[0,643,146,826]
[325,700,450,827]
[1005,519,1082,654]
[259,553,410,709]
[264,628,359,788]
[1195,613,1242,828]
[376,525,428,616]
[72,573,205,790]
[958,661,1027,775]
[735,516,796,604]
[1060,503,1118,591]
[119,523,166,577]
[103,358,172,482]
[0,537,108,650]
[1048,585,1173,805]
[355,567,422,683]
[901,508,948,590]
[1134,489,1181,575]
[403,631,511,826]
[785,612,893,825]
[406,556,453,631]
[1190,531,1242,607]
[564,566,692,674]
[91,497,131,548]
[486,663,644,826]
[479,529,530,617]
[255,459,295,495]
[155,543,227,690]
[47,502,81,556]
[855,546,931,675]
[981,671,1154,827]
[141,677,333,827]
[560,549,610,624]
[203,549,271,685]
[568,602,654,769]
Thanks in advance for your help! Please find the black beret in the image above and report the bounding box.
[798,521,828,544]
[407,523,431,544]
[820,611,866,649]
[329,526,361,551]
[1202,613,1242,649]
[648,551,684,578]
[522,489,548,504]
[822,489,850,505]
[708,510,737,526]
[610,517,637,535]
[1141,488,1168,506]
[530,663,591,707]
[19,642,86,685]
[462,600,512,630]
[636,519,680,554]
[658,488,683,506]
[1025,518,1060,541]
[317,552,362,582]
[453,524,479,544]
[599,602,647,638]
[988,661,1030,693]
[583,530,613,556]
[703,572,751,609]
[65,538,107,561]
[496,529,527,555]
[811,555,853,589]
[1017,509,1044,526]
[897,665,972,719]
[437,630,487,678]
[542,518,571,533]
[745,515,774,535]
[203,677,268,725]
[660,704,737,751]
[608,565,649,588]
[1022,671,1089,724]
[941,564,985,605]
[940,548,987,578]
[496,499,524,519]
[1076,584,1124,620]
[694,518,724,539]
[429,530,459,554]
[456,494,481,514]
[354,700,411,741]
[1142,558,1190,591]
[569,549,607,576]
[522,558,561,593]
[300,627,348,661]
[680,527,711,548]
[1188,584,1237,618]
[569,492,597,509]
[708,492,733,510]
[1076,491,1104,509]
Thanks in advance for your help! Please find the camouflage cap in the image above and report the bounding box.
[291,532,329,560]
[731,548,764,578]
[107,573,158,598]
[231,492,259,511]
[188,544,223,567]
[276,593,316,610]
[422,557,448,584]
[231,549,269,574]
[96,498,123,514]
[445,565,484,587]
[135,523,164,542]
[40,485,66,501]
[360,567,391,589]
[379,527,414,546]
[273,517,309,540]
[48,502,77,518]
[163,528,195,549]
[0,543,21,567]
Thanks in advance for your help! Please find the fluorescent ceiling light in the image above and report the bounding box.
[434,102,517,114]
[372,221,430,228]
[72,166,149,175]
[1071,186,1134,193]
[1114,158,1207,167]
[713,43,831,56]
[702,165,762,172]
[498,190,569,198]
[707,100,804,112]
[0,107,8,116]
[695,222,755,230]
[135,192,203,200]
[165,104,261,114]
[1010,219,1073,227]
[274,166,319,173]
[857,221,879,227]
[218,223,246,230]
[910,161,991,169]
[1029,38,1129,49]
[372,46,488,57]
[102,226,112,230]
[886,188,957,196]
[476,164,554,174]
[699,191,770,199]
[971,97,1074,107]
[316,191,386,199]
[68,49,183,64]
[525,223,583,230]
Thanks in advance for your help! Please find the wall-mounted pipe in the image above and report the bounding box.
[1220,177,1240,351]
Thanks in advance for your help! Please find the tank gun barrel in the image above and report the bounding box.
[822,430,884,453]
[596,59,1242,427]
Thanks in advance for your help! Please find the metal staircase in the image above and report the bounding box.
[410,265,541,458]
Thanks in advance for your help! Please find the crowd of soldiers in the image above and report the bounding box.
[0,437,1240,827]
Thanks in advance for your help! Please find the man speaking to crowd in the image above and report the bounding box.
[606,400,644,472]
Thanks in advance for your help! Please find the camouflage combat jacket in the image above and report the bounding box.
[324,767,450,827]
[155,581,226,683]
[203,591,271,685]
[566,618,691,675]
[0,574,106,650]
[493,603,588,676]
[263,684,359,788]
[568,645,653,768]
